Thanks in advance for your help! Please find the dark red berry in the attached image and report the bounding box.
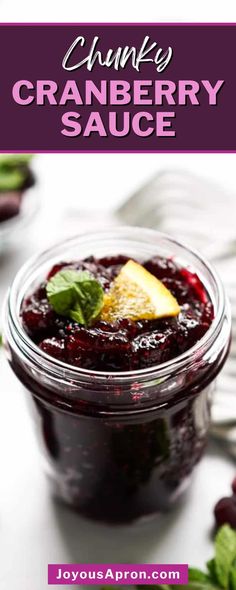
[97,255,130,268]
[232,477,236,494]
[180,269,208,303]
[214,496,236,529]
[21,299,55,334]
[39,338,65,360]
[132,330,177,368]
[47,262,70,280]
[67,326,130,353]
[0,193,21,222]
[144,256,178,280]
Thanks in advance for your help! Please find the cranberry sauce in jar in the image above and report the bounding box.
[4,229,231,523]
[21,254,214,371]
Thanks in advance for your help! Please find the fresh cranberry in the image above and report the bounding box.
[214,496,236,529]
[0,193,21,222]
[232,477,236,494]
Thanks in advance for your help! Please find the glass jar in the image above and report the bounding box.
[3,228,231,523]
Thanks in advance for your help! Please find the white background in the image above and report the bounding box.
[0,0,236,22]
[0,2,236,590]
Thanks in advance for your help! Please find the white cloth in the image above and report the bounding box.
[117,170,236,424]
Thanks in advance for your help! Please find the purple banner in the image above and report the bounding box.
[48,563,189,585]
[0,23,235,152]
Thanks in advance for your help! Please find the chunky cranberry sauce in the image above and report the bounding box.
[21,255,214,372]
[9,249,229,523]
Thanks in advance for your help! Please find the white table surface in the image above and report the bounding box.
[0,154,236,590]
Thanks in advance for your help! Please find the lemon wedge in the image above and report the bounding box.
[100,260,180,322]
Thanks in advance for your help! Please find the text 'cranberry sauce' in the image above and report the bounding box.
[21,255,214,372]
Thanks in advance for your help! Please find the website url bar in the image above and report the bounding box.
[48,563,188,585]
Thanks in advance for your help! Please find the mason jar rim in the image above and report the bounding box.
[5,226,228,385]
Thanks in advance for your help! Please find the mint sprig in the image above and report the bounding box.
[142,526,236,590]
[209,525,236,589]
[0,154,33,167]
[101,526,236,590]
[46,269,104,326]
[0,154,33,192]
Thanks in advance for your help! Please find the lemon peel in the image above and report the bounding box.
[100,260,180,322]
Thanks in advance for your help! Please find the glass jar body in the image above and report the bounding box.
[20,374,213,523]
[4,228,231,523]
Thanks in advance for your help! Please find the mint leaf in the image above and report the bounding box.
[178,584,220,590]
[138,584,218,590]
[0,154,33,191]
[46,269,104,326]
[0,154,33,168]
[137,586,171,590]
[47,270,79,315]
[207,559,218,585]
[101,526,236,590]
[229,564,236,590]
[189,568,212,584]
[214,525,236,589]
[0,169,26,191]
